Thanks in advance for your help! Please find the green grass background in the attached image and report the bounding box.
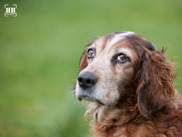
[0,0,181,137]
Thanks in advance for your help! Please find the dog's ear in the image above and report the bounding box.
[79,50,88,73]
[136,49,175,118]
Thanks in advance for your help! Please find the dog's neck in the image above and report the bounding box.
[85,102,143,137]
[84,96,142,134]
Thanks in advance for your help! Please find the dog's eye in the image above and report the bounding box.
[117,54,127,61]
[87,48,95,58]
[113,53,129,63]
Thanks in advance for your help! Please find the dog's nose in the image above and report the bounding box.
[77,72,97,89]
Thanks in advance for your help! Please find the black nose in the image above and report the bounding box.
[77,72,97,89]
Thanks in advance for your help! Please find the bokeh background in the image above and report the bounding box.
[0,0,181,137]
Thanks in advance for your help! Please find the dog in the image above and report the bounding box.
[74,31,182,137]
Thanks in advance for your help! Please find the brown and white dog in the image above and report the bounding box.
[74,31,182,137]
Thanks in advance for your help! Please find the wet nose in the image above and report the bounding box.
[77,72,97,89]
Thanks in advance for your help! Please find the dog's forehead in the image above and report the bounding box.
[90,31,155,53]
[105,31,135,48]
[91,31,135,53]
[96,32,133,46]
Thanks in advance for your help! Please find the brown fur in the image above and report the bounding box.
[76,32,182,137]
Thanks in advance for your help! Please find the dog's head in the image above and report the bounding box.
[75,31,175,118]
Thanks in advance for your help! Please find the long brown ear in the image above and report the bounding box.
[79,50,88,73]
[136,49,175,118]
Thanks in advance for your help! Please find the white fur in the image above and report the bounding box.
[107,31,135,50]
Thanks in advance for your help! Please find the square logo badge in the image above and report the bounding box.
[4,4,17,17]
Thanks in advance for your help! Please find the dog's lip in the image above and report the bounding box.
[77,95,105,105]
[78,94,91,101]
[78,95,87,101]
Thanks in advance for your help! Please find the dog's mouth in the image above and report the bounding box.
[78,95,105,105]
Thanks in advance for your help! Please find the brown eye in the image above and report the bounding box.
[117,54,127,61]
[87,48,95,58]
[112,53,129,63]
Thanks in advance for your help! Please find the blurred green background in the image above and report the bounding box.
[0,0,181,137]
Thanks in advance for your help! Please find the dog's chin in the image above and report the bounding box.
[77,95,105,105]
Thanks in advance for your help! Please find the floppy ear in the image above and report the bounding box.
[79,50,88,73]
[136,49,175,118]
